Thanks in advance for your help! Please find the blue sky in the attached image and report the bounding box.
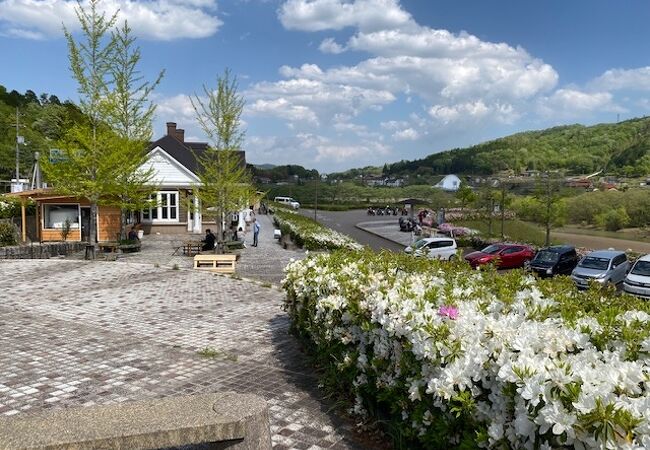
[1,0,650,172]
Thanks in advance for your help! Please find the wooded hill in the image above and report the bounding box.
[0,85,85,182]
[384,117,650,177]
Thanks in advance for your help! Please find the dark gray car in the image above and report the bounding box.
[529,245,579,277]
[571,250,629,289]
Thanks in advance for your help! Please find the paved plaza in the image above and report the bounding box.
[0,217,386,449]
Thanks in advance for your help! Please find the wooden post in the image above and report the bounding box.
[20,199,26,243]
[35,201,40,242]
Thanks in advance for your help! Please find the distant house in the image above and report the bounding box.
[433,174,461,192]
[365,176,404,187]
[385,178,404,187]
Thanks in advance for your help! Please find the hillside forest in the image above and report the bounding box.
[0,85,85,182]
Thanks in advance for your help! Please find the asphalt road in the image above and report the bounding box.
[301,209,404,252]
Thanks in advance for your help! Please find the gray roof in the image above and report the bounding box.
[586,249,626,259]
[149,135,246,175]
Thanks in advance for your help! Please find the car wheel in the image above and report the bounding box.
[449,254,456,261]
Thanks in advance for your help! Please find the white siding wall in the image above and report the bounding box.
[140,148,198,187]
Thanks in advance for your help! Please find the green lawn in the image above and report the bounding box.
[556,225,650,243]
[455,219,552,247]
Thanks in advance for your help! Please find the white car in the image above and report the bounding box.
[405,237,458,260]
[623,254,650,298]
[274,196,300,209]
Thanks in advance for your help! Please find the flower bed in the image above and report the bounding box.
[283,250,650,449]
[273,208,362,251]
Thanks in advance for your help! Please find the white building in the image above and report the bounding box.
[433,174,461,192]
[139,122,247,235]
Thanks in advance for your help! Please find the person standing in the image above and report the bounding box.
[252,218,260,247]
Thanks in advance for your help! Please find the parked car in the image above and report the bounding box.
[570,250,629,289]
[405,237,458,260]
[273,196,300,209]
[464,243,535,269]
[528,245,579,278]
[623,254,650,298]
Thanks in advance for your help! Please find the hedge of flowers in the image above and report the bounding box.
[273,208,362,251]
[283,250,650,449]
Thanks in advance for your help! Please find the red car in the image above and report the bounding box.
[464,243,535,269]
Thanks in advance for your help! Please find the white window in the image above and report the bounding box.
[142,191,178,222]
[43,204,80,229]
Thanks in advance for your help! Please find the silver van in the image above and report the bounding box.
[571,250,629,289]
[273,196,300,209]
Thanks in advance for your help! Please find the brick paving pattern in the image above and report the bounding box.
[67,214,304,285]
[0,219,383,449]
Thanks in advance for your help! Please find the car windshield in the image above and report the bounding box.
[631,260,650,276]
[579,256,610,271]
[481,245,503,254]
[413,239,429,249]
[534,251,559,263]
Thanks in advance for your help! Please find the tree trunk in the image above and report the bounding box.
[119,209,126,241]
[488,198,494,237]
[86,200,98,260]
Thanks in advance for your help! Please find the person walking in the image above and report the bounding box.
[252,218,260,247]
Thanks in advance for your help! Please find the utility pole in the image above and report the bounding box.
[313,178,319,221]
[15,107,20,180]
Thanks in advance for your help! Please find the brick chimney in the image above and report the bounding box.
[166,122,177,137]
[175,128,185,142]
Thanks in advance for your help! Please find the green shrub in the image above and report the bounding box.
[595,206,630,231]
[0,221,18,246]
[273,207,361,250]
[283,250,650,449]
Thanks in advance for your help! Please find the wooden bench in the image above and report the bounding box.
[98,241,119,253]
[0,392,271,450]
[194,254,237,274]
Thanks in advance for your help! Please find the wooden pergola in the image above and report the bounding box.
[4,188,77,243]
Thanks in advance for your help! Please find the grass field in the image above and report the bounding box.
[455,219,552,247]
[556,225,650,243]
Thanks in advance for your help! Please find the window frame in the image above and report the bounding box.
[142,191,179,223]
[42,203,81,230]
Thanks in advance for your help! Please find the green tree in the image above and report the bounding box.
[191,69,254,250]
[456,184,477,213]
[45,0,118,248]
[43,0,163,253]
[596,207,630,231]
[104,20,164,238]
[535,173,566,246]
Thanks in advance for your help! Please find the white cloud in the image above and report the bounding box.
[245,131,391,169]
[392,127,418,141]
[278,0,413,32]
[156,94,197,124]
[428,100,520,125]
[590,67,650,92]
[314,140,391,162]
[248,98,319,125]
[536,89,620,119]
[318,37,345,54]
[0,0,223,40]
[380,120,408,130]
[246,77,395,125]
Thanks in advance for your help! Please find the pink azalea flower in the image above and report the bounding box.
[438,305,459,320]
